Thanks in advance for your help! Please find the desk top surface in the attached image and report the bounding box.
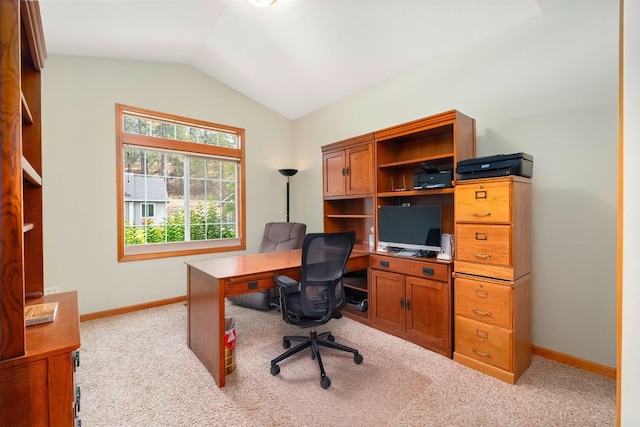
[186,249,370,279]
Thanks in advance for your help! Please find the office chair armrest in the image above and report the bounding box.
[274,275,298,289]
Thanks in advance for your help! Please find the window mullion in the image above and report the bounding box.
[184,156,191,242]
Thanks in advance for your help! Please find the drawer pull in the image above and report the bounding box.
[473,252,492,260]
[422,267,434,276]
[474,190,487,199]
[380,260,389,268]
[72,350,81,371]
[475,289,488,298]
[472,212,492,218]
[472,308,492,317]
[75,386,81,412]
[248,281,258,289]
[475,232,487,240]
[475,329,489,339]
[472,347,492,358]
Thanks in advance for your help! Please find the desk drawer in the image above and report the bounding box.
[370,255,448,282]
[455,276,512,329]
[455,316,511,371]
[225,274,275,296]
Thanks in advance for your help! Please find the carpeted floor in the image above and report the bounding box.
[76,302,616,426]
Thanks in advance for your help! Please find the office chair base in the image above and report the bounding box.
[270,331,363,389]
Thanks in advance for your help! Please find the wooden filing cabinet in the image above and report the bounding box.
[370,254,453,358]
[453,176,532,384]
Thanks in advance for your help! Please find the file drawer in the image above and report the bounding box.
[455,224,512,267]
[455,276,512,329]
[455,180,511,223]
[455,316,512,371]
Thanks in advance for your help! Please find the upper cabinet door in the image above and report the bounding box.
[322,133,374,199]
[345,143,373,196]
[323,150,347,197]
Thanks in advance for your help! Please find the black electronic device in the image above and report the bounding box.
[413,170,453,190]
[377,205,442,255]
[456,152,533,180]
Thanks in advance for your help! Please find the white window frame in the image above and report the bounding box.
[116,104,246,262]
[140,203,155,218]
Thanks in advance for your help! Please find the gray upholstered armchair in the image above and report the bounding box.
[227,222,307,310]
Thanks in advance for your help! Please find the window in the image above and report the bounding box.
[141,203,155,218]
[116,104,246,261]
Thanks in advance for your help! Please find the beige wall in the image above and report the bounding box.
[42,56,294,314]
[622,0,640,421]
[293,0,618,368]
[41,0,621,371]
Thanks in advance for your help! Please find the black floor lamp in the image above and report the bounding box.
[278,169,298,222]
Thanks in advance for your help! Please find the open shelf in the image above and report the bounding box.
[22,156,42,186]
[21,92,34,124]
[378,153,454,170]
[326,214,374,219]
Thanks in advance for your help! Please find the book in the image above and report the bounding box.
[24,302,59,326]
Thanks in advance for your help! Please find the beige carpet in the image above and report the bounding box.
[76,302,616,426]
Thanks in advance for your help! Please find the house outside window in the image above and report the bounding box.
[116,104,246,261]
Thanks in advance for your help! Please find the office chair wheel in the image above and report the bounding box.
[326,334,335,342]
[320,376,331,389]
[271,364,280,376]
[354,353,363,364]
[282,339,291,348]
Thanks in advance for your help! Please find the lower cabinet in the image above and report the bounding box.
[0,292,81,427]
[453,273,531,384]
[369,255,453,358]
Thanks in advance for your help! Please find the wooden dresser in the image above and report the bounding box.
[453,176,532,384]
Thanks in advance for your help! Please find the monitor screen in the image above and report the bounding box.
[378,205,441,253]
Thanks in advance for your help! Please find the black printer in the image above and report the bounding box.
[456,152,533,180]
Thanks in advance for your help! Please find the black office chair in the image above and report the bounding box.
[269,231,363,389]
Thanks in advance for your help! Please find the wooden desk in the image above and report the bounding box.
[185,249,369,387]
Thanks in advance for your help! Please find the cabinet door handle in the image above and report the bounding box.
[344,166,350,176]
[474,190,487,199]
[406,299,411,311]
[472,212,491,218]
[472,348,492,358]
[472,308,491,317]
[400,298,404,309]
[473,252,492,260]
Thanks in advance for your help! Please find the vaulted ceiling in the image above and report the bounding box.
[40,0,568,119]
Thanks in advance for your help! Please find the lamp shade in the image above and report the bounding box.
[278,169,298,177]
